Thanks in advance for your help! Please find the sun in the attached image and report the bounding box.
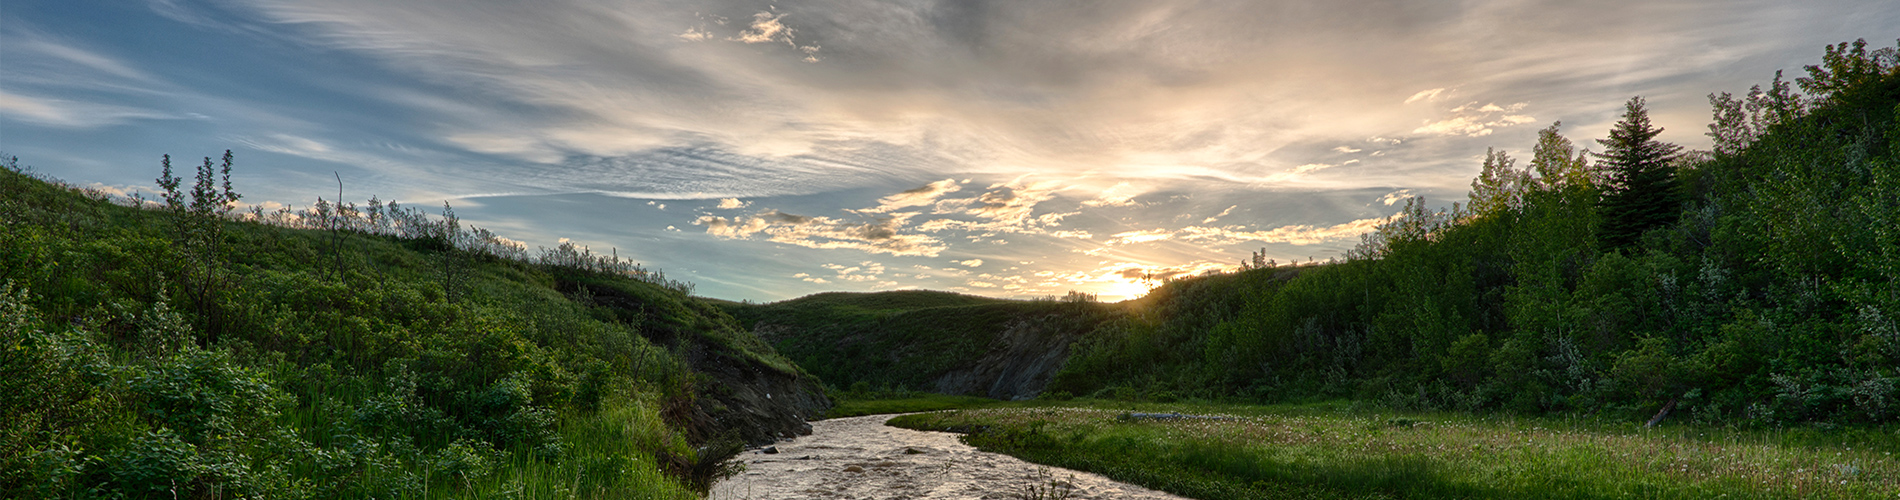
[1097,278,1154,302]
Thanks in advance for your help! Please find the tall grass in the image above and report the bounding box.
[892,401,1899,499]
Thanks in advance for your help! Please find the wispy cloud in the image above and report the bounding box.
[1202,204,1237,223]
[1082,182,1145,207]
[1106,216,1389,247]
[1413,102,1535,137]
[1404,88,1450,104]
[1378,189,1417,206]
[0,91,178,128]
[862,178,961,213]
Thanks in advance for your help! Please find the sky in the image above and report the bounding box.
[4,1,1896,302]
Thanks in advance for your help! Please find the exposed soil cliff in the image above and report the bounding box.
[678,339,832,445]
[566,279,832,446]
[927,317,1078,400]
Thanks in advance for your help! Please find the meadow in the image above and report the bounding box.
[890,401,1900,499]
[824,392,1003,418]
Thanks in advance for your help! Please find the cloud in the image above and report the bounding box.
[1105,228,1175,245]
[680,9,821,61]
[1202,205,1237,223]
[0,90,177,128]
[1176,217,1390,246]
[694,214,770,238]
[863,179,960,213]
[19,38,157,83]
[1081,182,1144,207]
[1115,261,1231,282]
[1290,163,1334,174]
[1104,216,1389,247]
[677,27,713,41]
[1413,101,1536,137]
[716,198,749,209]
[1049,230,1094,239]
[686,176,1068,258]
[693,210,946,256]
[1332,146,1362,154]
[822,260,888,281]
[917,177,1069,234]
[732,11,793,45]
[1378,189,1417,206]
[955,259,984,267]
[1404,88,1449,104]
[192,0,1860,208]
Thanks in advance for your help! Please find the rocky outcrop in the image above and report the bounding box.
[930,317,1076,400]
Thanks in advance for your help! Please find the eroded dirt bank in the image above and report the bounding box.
[710,414,1186,500]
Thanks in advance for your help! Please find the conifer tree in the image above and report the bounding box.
[1596,97,1683,248]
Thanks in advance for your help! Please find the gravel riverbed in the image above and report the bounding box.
[710,413,1187,500]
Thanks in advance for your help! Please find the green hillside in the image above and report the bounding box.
[0,159,826,498]
[721,291,1116,396]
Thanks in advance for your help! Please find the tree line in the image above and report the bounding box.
[1053,38,1900,427]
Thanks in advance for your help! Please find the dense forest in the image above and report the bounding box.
[1045,39,1900,426]
[0,151,828,497]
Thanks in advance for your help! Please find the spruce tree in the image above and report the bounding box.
[1595,97,1683,248]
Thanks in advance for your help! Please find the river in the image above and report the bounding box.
[709,413,1186,500]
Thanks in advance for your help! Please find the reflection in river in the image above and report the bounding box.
[710,413,1185,500]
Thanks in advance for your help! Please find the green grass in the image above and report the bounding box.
[889,400,1900,499]
[826,394,1002,418]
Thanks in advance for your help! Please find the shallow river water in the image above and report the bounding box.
[709,414,1187,500]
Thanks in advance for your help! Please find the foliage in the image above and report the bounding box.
[0,153,806,497]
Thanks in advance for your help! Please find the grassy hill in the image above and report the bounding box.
[0,161,826,498]
[720,290,1118,398]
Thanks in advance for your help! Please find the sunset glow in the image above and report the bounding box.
[4,1,1895,302]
